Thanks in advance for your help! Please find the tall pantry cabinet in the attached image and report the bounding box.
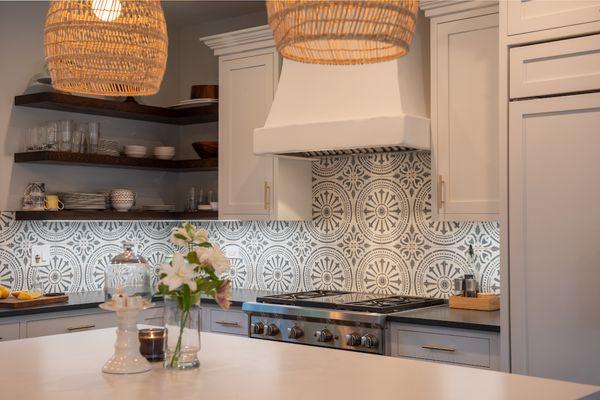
[421,1,500,222]
[202,26,312,221]
[502,1,600,385]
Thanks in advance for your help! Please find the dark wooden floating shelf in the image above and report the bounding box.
[15,210,218,221]
[14,92,218,125]
[14,151,218,172]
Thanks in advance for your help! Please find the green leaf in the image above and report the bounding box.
[173,233,188,241]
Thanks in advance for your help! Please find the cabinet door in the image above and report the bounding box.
[433,13,499,221]
[507,0,600,36]
[219,51,276,220]
[509,93,600,385]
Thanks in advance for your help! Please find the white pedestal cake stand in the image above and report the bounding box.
[99,300,154,374]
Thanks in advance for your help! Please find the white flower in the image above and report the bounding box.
[195,246,230,274]
[170,227,191,247]
[159,253,197,292]
[191,228,209,244]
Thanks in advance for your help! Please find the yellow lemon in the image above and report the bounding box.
[30,291,43,299]
[11,290,23,298]
[17,292,34,300]
[0,285,10,299]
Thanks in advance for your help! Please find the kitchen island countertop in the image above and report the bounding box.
[0,328,597,399]
[0,289,278,318]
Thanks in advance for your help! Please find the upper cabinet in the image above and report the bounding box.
[202,26,312,221]
[424,2,500,221]
[507,0,600,36]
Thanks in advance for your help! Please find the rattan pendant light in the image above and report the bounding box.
[44,0,168,96]
[267,0,419,65]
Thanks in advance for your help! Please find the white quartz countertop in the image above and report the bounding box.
[1,328,598,400]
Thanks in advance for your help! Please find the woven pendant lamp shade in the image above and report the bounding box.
[267,0,419,65]
[44,0,168,96]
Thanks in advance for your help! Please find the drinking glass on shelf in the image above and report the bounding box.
[87,122,99,154]
[72,129,83,153]
[35,126,46,151]
[45,121,58,151]
[58,120,73,152]
[25,127,37,151]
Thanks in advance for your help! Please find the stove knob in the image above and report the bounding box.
[345,332,362,347]
[264,323,280,336]
[287,325,304,339]
[314,328,333,342]
[251,321,264,335]
[361,333,379,349]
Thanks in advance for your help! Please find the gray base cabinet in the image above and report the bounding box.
[0,304,247,341]
[388,323,500,370]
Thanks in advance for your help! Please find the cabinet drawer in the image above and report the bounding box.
[209,309,247,336]
[0,322,20,341]
[25,311,115,338]
[391,327,492,368]
[507,0,600,36]
[510,34,600,99]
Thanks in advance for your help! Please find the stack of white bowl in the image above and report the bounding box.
[110,189,136,212]
[153,146,175,160]
[124,145,147,158]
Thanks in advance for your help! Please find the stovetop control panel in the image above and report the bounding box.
[248,314,384,355]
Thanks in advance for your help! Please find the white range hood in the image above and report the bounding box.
[254,58,431,156]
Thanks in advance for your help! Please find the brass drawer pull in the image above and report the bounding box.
[422,344,456,352]
[437,175,446,210]
[67,323,96,331]
[264,181,271,210]
[215,321,241,327]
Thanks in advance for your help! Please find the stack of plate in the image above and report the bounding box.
[97,140,120,157]
[124,145,147,158]
[170,98,218,109]
[153,146,175,160]
[60,192,108,210]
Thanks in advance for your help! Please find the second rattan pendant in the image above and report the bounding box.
[267,0,419,65]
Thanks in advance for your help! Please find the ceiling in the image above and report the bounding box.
[162,1,266,28]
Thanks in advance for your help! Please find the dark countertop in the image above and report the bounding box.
[0,289,277,319]
[1,290,500,333]
[387,304,501,332]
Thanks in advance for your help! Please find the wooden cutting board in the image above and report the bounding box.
[0,294,69,308]
[449,293,500,311]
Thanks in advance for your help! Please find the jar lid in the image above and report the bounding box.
[111,241,147,264]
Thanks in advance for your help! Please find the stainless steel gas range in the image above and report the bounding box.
[242,290,444,355]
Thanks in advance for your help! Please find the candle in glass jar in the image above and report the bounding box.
[139,328,166,362]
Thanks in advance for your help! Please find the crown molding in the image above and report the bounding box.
[200,25,275,56]
[420,0,498,18]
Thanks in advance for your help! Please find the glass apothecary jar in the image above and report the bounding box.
[104,241,152,301]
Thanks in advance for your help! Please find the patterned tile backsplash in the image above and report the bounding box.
[0,152,499,298]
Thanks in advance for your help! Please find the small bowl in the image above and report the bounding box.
[192,141,218,159]
[153,146,175,154]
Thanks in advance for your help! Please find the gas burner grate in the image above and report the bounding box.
[257,290,351,305]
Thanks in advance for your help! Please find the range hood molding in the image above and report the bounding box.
[254,58,431,156]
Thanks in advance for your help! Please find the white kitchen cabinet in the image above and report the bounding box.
[507,0,600,36]
[202,26,312,221]
[427,7,499,221]
[510,34,600,99]
[509,92,600,385]
[389,323,500,370]
[23,309,116,338]
[0,322,20,342]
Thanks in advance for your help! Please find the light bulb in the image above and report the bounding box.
[92,0,122,22]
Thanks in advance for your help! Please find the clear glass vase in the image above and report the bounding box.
[164,296,201,370]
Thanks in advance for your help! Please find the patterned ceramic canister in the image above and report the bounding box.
[23,182,46,211]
